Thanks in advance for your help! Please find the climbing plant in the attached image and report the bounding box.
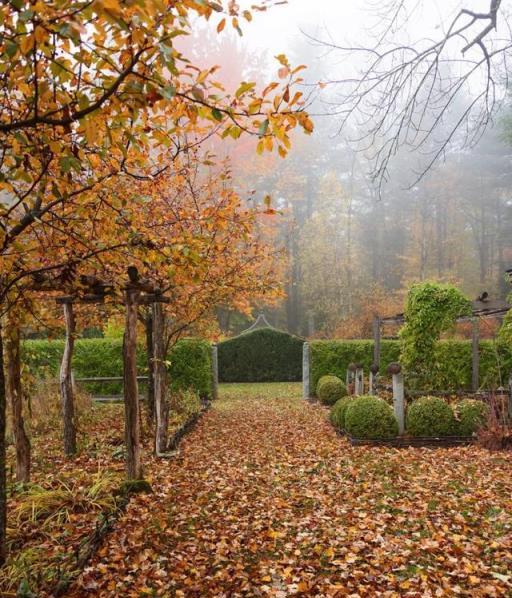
[399,282,472,389]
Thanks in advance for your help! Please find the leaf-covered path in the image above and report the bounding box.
[70,384,512,597]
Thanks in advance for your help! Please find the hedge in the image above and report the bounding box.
[345,396,399,439]
[217,327,303,383]
[21,337,212,398]
[310,339,512,394]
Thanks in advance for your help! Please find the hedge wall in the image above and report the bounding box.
[21,337,212,398]
[218,328,303,383]
[310,339,512,394]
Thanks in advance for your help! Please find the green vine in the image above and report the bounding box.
[399,282,471,389]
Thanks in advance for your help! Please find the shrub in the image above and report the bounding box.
[455,399,488,436]
[345,396,399,439]
[330,396,354,430]
[309,339,512,393]
[169,388,202,422]
[218,328,303,383]
[406,396,457,437]
[21,337,212,398]
[317,375,346,405]
[168,339,212,400]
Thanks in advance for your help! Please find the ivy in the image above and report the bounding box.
[399,282,471,389]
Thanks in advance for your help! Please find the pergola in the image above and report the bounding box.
[373,295,510,392]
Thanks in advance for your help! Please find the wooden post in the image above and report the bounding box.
[211,344,219,401]
[369,363,379,395]
[4,322,30,483]
[302,342,310,400]
[373,316,381,369]
[145,310,155,420]
[348,363,357,395]
[0,322,7,566]
[388,362,404,435]
[123,287,142,480]
[153,301,168,456]
[472,318,480,392]
[60,301,77,456]
[508,372,512,421]
[355,365,364,395]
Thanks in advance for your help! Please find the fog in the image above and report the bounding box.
[206,1,512,338]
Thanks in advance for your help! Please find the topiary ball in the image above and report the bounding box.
[345,396,398,439]
[455,399,488,436]
[317,375,346,405]
[330,396,354,430]
[406,396,457,437]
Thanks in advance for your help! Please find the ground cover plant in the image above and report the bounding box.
[58,383,512,597]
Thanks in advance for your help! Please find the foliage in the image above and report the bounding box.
[169,389,202,422]
[21,338,212,398]
[345,396,398,439]
[317,376,346,406]
[455,399,489,437]
[329,396,354,430]
[4,383,512,595]
[310,340,400,394]
[217,328,303,383]
[168,339,213,400]
[399,282,472,389]
[406,396,457,437]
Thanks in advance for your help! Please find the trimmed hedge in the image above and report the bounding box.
[21,337,212,398]
[330,396,354,430]
[455,399,488,436]
[218,327,303,383]
[406,396,457,437]
[310,339,512,393]
[345,396,399,439]
[317,375,346,405]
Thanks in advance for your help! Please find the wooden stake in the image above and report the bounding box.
[60,302,77,456]
[472,317,480,392]
[153,301,168,455]
[123,288,142,480]
[4,322,30,483]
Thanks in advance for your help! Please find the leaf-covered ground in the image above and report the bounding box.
[67,383,512,597]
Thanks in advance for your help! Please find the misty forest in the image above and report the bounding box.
[1,0,512,596]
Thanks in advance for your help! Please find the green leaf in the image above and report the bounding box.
[258,119,269,136]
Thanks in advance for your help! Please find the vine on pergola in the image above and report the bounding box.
[399,282,472,389]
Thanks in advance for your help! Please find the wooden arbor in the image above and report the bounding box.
[53,267,170,480]
[373,295,510,392]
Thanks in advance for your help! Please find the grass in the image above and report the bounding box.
[219,381,302,401]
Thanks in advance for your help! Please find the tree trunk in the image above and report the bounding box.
[4,322,30,483]
[123,289,142,480]
[60,302,77,456]
[153,302,168,455]
[0,323,7,566]
[145,311,155,421]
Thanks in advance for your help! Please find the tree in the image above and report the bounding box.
[321,0,509,187]
[0,0,314,564]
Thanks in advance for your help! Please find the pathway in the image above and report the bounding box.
[69,383,512,597]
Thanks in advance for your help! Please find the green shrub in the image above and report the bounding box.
[406,396,457,437]
[218,328,303,383]
[455,399,488,436]
[21,337,212,398]
[309,339,512,393]
[168,339,212,400]
[317,375,346,405]
[330,396,354,430]
[345,396,398,439]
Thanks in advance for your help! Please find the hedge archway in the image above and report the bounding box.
[217,328,304,383]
